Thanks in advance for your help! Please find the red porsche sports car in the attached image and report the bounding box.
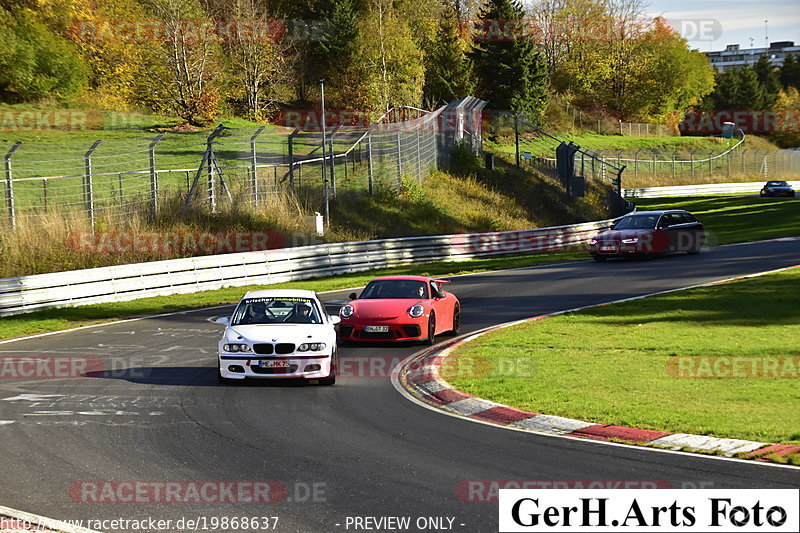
[338,276,461,344]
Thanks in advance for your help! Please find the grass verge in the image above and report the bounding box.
[633,196,800,245]
[442,268,800,447]
[0,252,586,341]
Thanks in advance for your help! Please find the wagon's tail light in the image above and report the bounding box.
[223,343,251,352]
[340,304,354,318]
[408,304,425,318]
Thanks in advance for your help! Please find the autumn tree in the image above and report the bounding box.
[217,0,292,120]
[138,0,223,125]
[345,0,425,111]
[0,9,87,102]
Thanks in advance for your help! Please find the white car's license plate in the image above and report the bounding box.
[364,325,389,333]
[259,360,291,368]
[600,245,617,253]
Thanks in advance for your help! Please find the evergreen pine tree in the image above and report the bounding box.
[422,5,475,106]
[780,54,800,89]
[470,0,547,119]
[753,56,781,108]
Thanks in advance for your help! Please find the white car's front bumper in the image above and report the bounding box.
[218,355,333,380]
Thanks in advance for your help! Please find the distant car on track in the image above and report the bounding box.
[589,210,705,261]
[215,290,339,385]
[760,180,795,198]
[338,276,460,344]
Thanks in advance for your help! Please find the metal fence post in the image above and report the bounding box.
[329,138,337,197]
[367,135,374,195]
[672,153,676,179]
[149,132,165,218]
[250,126,266,205]
[690,151,695,179]
[205,125,225,213]
[288,128,298,192]
[514,115,520,167]
[4,142,21,228]
[416,130,421,181]
[634,149,640,179]
[727,152,731,177]
[85,140,102,228]
[396,131,402,188]
[708,151,713,178]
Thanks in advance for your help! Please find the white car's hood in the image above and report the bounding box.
[225,324,332,343]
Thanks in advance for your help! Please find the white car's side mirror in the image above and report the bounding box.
[215,316,230,325]
[328,315,341,325]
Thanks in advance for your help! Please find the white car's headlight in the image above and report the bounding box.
[340,304,354,318]
[622,237,638,244]
[408,304,425,318]
[298,343,326,352]
[223,343,251,353]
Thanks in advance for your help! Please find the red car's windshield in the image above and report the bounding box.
[612,214,660,230]
[360,280,428,299]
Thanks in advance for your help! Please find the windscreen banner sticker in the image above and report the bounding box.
[498,489,799,532]
[246,298,311,304]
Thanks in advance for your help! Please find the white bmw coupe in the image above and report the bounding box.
[216,290,339,385]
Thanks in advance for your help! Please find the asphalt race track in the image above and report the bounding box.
[1,239,799,532]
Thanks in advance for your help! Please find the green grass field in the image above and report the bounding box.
[634,196,800,245]
[442,267,800,451]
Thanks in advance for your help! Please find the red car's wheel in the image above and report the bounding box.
[445,305,461,336]
[425,312,436,345]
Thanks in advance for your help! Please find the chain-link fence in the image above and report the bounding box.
[506,114,628,215]
[595,147,800,184]
[1,97,487,229]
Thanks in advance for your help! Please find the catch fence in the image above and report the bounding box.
[1,97,488,228]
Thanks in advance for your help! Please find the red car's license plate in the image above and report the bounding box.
[600,245,617,253]
[259,360,291,368]
[364,326,389,333]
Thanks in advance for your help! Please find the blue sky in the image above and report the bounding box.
[645,0,800,51]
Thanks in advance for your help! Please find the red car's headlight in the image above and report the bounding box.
[408,304,425,318]
[340,304,354,318]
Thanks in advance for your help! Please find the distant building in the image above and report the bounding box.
[706,41,800,72]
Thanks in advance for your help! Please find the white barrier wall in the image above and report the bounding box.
[0,219,615,316]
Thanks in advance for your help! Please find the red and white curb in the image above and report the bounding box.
[398,264,800,464]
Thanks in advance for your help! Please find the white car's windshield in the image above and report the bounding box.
[231,297,322,325]
[613,214,660,230]
[360,280,428,299]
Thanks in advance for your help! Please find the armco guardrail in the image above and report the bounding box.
[624,181,800,199]
[0,219,615,316]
